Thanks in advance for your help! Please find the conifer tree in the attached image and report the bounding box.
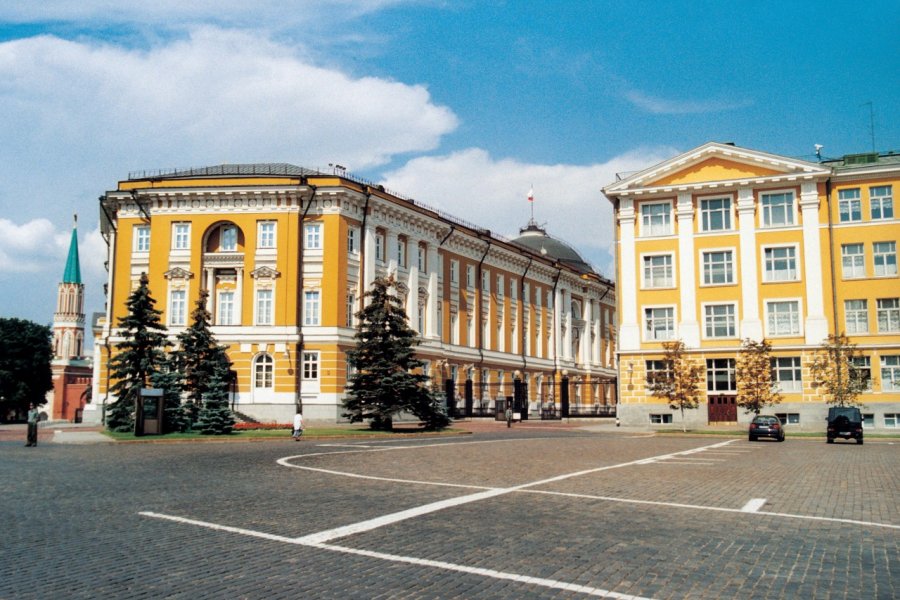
[149,356,191,433]
[106,273,168,432]
[177,289,232,426]
[646,340,704,432]
[194,357,235,434]
[736,338,782,415]
[343,276,450,431]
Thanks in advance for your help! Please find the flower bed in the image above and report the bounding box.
[233,422,291,431]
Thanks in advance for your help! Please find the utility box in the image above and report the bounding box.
[135,388,164,436]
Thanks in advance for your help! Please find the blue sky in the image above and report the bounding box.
[0,1,897,333]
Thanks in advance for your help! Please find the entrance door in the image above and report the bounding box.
[708,395,737,423]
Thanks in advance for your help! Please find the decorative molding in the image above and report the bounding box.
[250,266,281,280]
[163,267,194,280]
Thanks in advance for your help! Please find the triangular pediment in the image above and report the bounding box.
[604,142,830,196]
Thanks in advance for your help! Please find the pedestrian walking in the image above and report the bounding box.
[505,406,513,428]
[25,403,40,447]
[292,411,304,440]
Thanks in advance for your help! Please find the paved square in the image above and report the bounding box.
[2,427,897,599]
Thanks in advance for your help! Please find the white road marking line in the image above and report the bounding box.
[519,490,900,530]
[138,511,656,600]
[282,440,737,545]
[316,444,378,449]
[281,464,494,490]
[742,498,767,513]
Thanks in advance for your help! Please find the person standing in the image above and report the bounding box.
[292,411,304,440]
[25,403,40,447]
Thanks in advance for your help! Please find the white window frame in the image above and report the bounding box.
[641,252,675,289]
[134,225,150,253]
[885,412,900,427]
[172,222,190,251]
[304,223,322,250]
[765,298,803,337]
[841,243,866,279]
[169,289,186,326]
[760,190,796,228]
[258,221,276,249]
[701,248,735,286]
[844,299,869,334]
[417,245,426,272]
[702,302,738,339]
[255,288,273,326]
[771,356,802,393]
[881,356,900,392]
[643,305,676,342]
[220,225,237,251]
[873,241,897,277]
[851,356,872,391]
[876,298,900,333]
[218,290,235,325]
[706,358,737,392]
[450,260,459,284]
[762,243,800,283]
[838,188,862,223]
[451,312,459,345]
[396,237,407,268]
[699,195,733,232]
[870,185,894,221]
[302,351,319,380]
[304,290,320,326]
[375,232,385,262]
[347,228,358,254]
[466,265,475,289]
[639,200,673,237]
[253,353,274,389]
[346,293,355,327]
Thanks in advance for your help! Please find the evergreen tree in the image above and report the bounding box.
[343,276,450,431]
[810,333,871,408]
[646,340,704,432]
[194,357,235,434]
[736,338,782,415]
[0,318,53,418]
[107,273,168,432]
[177,289,232,426]
[149,356,191,433]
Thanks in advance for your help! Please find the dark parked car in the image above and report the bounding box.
[749,415,785,442]
[826,406,863,444]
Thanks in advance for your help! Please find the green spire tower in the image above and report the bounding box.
[63,214,82,284]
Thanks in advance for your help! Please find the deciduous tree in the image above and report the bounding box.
[810,333,870,408]
[736,338,782,415]
[0,318,53,419]
[646,340,704,432]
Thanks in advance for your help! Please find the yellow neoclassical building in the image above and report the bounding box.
[603,142,900,430]
[86,164,616,423]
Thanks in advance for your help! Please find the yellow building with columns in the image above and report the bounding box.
[86,164,616,423]
[603,142,899,430]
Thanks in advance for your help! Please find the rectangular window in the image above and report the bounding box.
[256,289,273,325]
[417,305,425,333]
[221,226,237,251]
[135,225,150,252]
[641,201,672,236]
[375,232,385,262]
[451,313,459,345]
[700,197,732,231]
[650,414,673,424]
[169,290,186,326]
[346,294,355,327]
[643,254,674,288]
[844,299,869,333]
[702,250,734,285]
[877,298,900,332]
[396,238,406,267]
[704,304,736,338]
[466,265,475,289]
[775,413,800,425]
[450,260,458,284]
[881,356,900,392]
[482,270,489,291]
[523,283,530,304]
[841,244,866,279]
[870,185,894,220]
[302,352,319,380]
[173,223,190,250]
[645,359,671,386]
[766,300,801,336]
[258,221,276,249]
[771,357,802,392]
[885,413,900,428]
[467,315,474,347]
[218,291,235,325]
[304,291,320,326]
[852,356,872,391]
[347,228,358,254]
[838,188,862,222]
[510,279,517,301]
[873,241,897,276]
[417,245,426,272]
[304,223,322,249]
[706,358,736,392]
[496,275,504,298]
[764,246,798,282]
[644,306,675,341]
[761,191,794,227]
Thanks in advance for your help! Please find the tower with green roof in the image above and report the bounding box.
[53,215,85,360]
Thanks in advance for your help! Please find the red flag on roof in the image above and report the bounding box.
[527,187,534,202]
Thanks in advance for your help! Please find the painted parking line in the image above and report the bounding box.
[741,498,767,513]
[138,511,656,600]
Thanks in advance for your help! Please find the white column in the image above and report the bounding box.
[363,223,376,305]
[386,231,398,276]
[677,192,700,348]
[426,245,439,338]
[562,287,572,360]
[235,267,244,325]
[800,182,829,343]
[738,187,763,340]
[552,287,562,366]
[581,297,591,367]
[593,304,602,366]
[205,268,215,314]
[407,239,419,333]
[617,199,640,350]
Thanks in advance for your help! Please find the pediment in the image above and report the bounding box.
[604,142,830,196]
[250,266,281,279]
[163,267,194,280]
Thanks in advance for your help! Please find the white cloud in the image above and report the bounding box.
[380,146,676,277]
[0,219,67,273]
[625,90,752,115]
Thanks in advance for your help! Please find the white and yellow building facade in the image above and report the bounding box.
[604,142,900,430]
[86,164,616,423]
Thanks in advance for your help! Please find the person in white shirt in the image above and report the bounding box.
[292,412,304,440]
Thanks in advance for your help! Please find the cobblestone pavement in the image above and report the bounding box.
[1,427,897,599]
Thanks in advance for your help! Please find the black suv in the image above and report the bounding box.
[826,406,864,444]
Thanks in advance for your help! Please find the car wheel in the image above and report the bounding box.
[779,434,785,442]
[827,437,834,444]
[858,438,863,445]
[749,435,756,442]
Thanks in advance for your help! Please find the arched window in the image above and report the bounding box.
[254,353,274,389]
